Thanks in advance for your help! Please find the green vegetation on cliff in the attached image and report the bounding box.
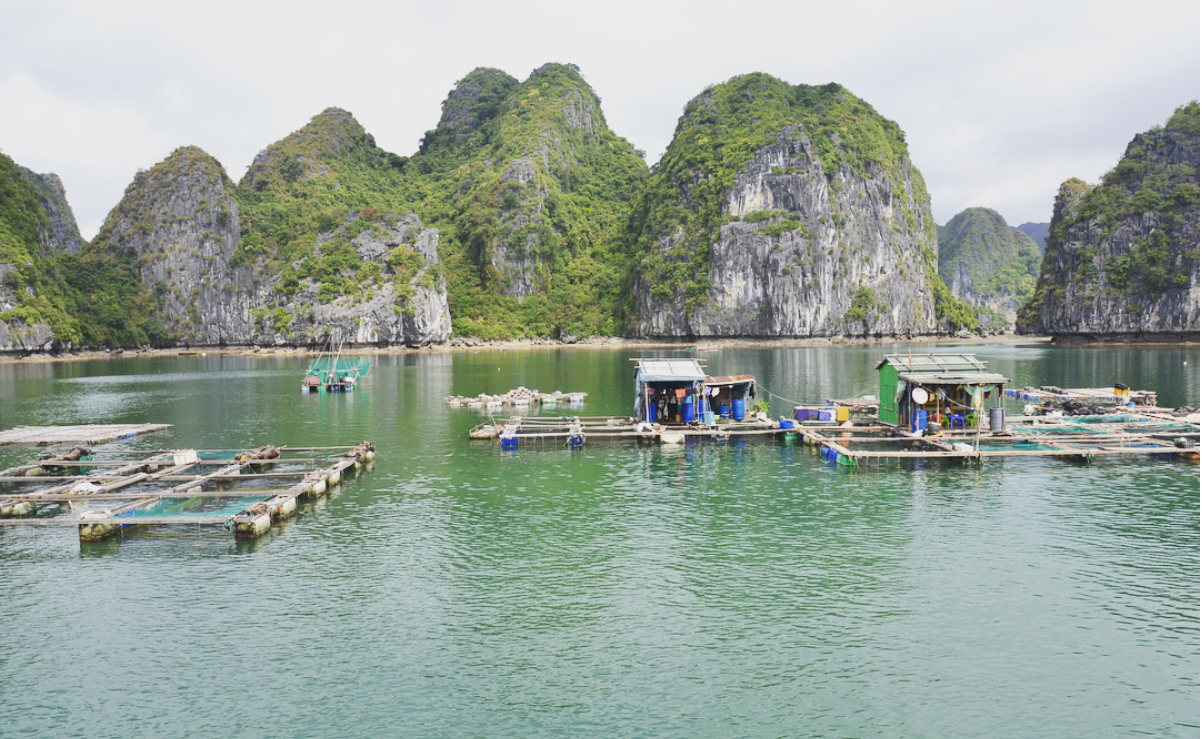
[225,66,649,341]
[233,108,411,296]
[3,65,989,348]
[0,152,80,344]
[404,63,649,338]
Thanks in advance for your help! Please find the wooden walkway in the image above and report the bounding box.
[794,417,1199,466]
[0,424,172,445]
[0,442,376,541]
[474,415,788,446]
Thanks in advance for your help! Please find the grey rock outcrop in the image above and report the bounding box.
[266,213,451,346]
[17,167,84,254]
[0,265,55,351]
[92,146,254,344]
[632,123,942,337]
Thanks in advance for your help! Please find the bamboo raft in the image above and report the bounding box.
[0,424,172,446]
[0,442,376,541]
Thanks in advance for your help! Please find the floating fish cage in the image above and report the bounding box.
[0,441,376,542]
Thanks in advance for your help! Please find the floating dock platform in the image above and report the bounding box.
[0,441,375,541]
[467,413,1198,465]
[795,414,1198,467]
[447,387,587,409]
[470,415,785,446]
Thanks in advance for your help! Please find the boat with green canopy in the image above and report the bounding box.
[302,351,372,393]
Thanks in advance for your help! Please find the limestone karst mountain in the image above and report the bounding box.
[1017,103,1199,340]
[622,73,973,338]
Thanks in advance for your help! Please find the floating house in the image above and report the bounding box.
[633,358,708,424]
[876,354,1010,431]
[704,375,758,421]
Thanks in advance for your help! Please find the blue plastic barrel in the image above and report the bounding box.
[647,403,657,423]
[732,398,745,420]
[779,419,794,430]
[913,409,928,432]
[719,404,731,418]
[682,396,695,423]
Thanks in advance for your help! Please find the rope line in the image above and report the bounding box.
[757,383,876,412]
[756,383,808,409]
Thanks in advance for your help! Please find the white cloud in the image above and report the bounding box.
[0,0,1197,237]
[0,72,175,237]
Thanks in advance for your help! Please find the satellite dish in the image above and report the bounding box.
[911,387,929,405]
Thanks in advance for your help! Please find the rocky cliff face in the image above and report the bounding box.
[17,167,84,254]
[267,212,450,346]
[626,75,970,338]
[938,207,1040,331]
[91,146,251,344]
[0,261,56,351]
[1017,104,1199,340]
[230,108,450,346]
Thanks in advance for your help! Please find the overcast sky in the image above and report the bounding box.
[2,0,1197,239]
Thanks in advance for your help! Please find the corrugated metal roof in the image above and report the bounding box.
[897,371,1010,385]
[635,359,706,382]
[875,353,990,373]
[705,375,756,386]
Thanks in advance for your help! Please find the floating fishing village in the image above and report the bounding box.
[0,349,1196,546]
[457,354,1200,467]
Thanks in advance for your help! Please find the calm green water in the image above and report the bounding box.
[0,342,1197,738]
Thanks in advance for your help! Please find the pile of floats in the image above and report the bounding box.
[445,386,586,410]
